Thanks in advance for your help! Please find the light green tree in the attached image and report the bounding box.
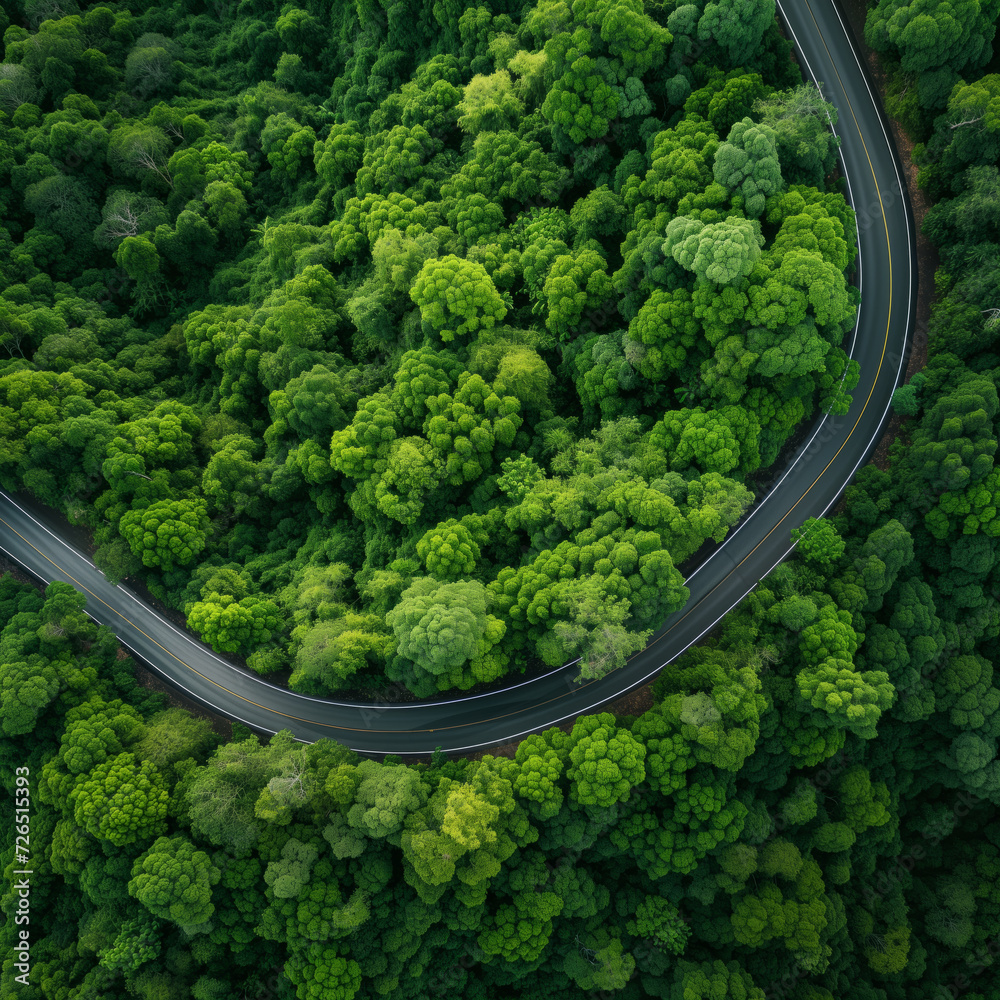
[416,520,481,579]
[566,713,646,808]
[664,215,764,285]
[386,578,506,695]
[713,117,785,217]
[119,499,209,572]
[128,835,222,931]
[187,595,282,654]
[409,255,507,342]
[70,753,170,846]
[457,70,524,133]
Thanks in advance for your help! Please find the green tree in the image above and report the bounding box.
[664,215,764,284]
[132,708,217,780]
[791,517,846,569]
[99,912,162,975]
[70,752,170,846]
[544,574,652,681]
[755,84,842,187]
[184,732,305,857]
[386,578,506,695]
[347,759,429,839]
[477,891,563,963]
[671,959,766,999]
[93,189,167,250]
[125,40,175,100]
[314,121,365,189]
[290,615,387,694]
[713,117,785,216]
[627,896,691,954]
[566,713,646,808]
[698,0,778,65]
[513,734,565,819]
[648,407,744,475]
[262,112,317,183]
[796,659,895,740]
[543,248,614,340]
[627,287,702,380]
[542,53,620,146]
[416,520,481,579]
[128,835,222,932]
[119,499,209,572]
[458,70,524,133]
[564,928,636,991]
[108,125,173,188]
[409,255,508,342]
[202,435,262,517]
[285,943,362,1000]
[865,0,998,92]
[187,595,282,655]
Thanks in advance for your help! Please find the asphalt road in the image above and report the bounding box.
[0,0,915,755]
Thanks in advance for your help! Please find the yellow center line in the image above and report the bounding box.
[0,5,903,737]
[0,516,369,733]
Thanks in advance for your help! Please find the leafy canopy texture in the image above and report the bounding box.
[119,499,209,571]
[0,0,857,701]
[409,255,507,342]
[128,836,222,931]
[713,117,786,216]
[11,1,1000,998]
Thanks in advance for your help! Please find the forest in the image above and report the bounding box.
[1,0,1000,998]
[0,0,858,697]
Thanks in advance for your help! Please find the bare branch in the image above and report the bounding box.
[948,116,985,131]
[103,199,144,240]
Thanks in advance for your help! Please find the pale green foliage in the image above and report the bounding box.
[119,499,209,572]
[409,255,508,342]
[458,70,524,133]
[713,117,785,216]
[187,594,281,654]
[566,713,646,807]
[416,520,481,579]
[387,578,506,694]
[290,614,387,693]
[664,215,764,284]
[128,836,221,931]
[71,752,170,846]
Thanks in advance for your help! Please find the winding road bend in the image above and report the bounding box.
[0,0,916,755]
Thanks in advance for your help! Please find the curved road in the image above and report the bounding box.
[0,0,915,755]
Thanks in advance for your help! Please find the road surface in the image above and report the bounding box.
[0,0,915,755]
